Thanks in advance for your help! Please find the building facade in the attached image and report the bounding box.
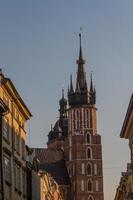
[47,34,104,200]
[0,69,32,200]
[114,94,133,200]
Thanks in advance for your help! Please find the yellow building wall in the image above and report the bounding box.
[0,72,31,200]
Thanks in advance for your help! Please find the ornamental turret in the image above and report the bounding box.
[68,33,96,107]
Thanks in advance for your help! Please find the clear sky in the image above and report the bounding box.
[0,0,133,199]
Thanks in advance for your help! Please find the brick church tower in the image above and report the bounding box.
[47,33,104,200]
[65,33,104,200]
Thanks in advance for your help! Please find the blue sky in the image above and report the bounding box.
[0,0,133,199]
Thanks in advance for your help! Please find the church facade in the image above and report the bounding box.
[43,34,104,200]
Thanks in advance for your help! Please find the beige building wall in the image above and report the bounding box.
[32,171,63,200]
[0,70,32,200]
[32,171,41,200]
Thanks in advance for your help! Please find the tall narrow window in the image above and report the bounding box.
[87,180,92,192]
[69,148,72,161]
[81,180,84,191]
[81,163,85,175]
[94,164,97,175]
[3,117,9,140]
[22,139,25,159]
[3,92,9,107]
[96,180,99,191]
[76,110,80,129]
[84,110,86,128]
[87,133,91,144]
[4,156,11,183]
[87,148,92,159]
[16,130,20,154]
[87,163,92,175]
[86,110,90,128]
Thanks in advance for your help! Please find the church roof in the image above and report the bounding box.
[39,159,70,185]
[32,148,70,186]
[32,148,63,163]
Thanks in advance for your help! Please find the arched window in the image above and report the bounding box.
[88,196,94,200]
[87,163,92,175]
[94,164,97,175]
[87,148,92,159]
[86,133,91,144]
[87,180,92,192]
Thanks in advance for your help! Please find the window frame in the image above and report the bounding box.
[86,147,92,159]
[3,117,9,141]
[4,155,11,184]
[86,163,92,176]
[87,179,93,192]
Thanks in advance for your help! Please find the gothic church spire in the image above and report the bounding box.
[76,32,87,91]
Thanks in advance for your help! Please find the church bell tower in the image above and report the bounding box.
[65,33,104,200]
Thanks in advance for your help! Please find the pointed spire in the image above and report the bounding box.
[79,33,83,61]
[76,31,87,91]
[70,74,74,93]
[62,88,64,99]
[90,72,94,93]
[77,32,85,65]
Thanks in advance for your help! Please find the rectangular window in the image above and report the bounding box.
[3,117,9,141]
[96,180,99,191]
[16,131,20,154]
[3,92,9,107]
[13,127,16,150]
[81,180,84,191]
[15,162,21,191]
[14,107,19,121]
[69,136,72,146]
[4,156,11,183]
[69,148,72,161]
[22,139,25,159]
[81,163,85,175]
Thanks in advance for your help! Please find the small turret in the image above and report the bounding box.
[89,73,96,105]
[59,89,67,118]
